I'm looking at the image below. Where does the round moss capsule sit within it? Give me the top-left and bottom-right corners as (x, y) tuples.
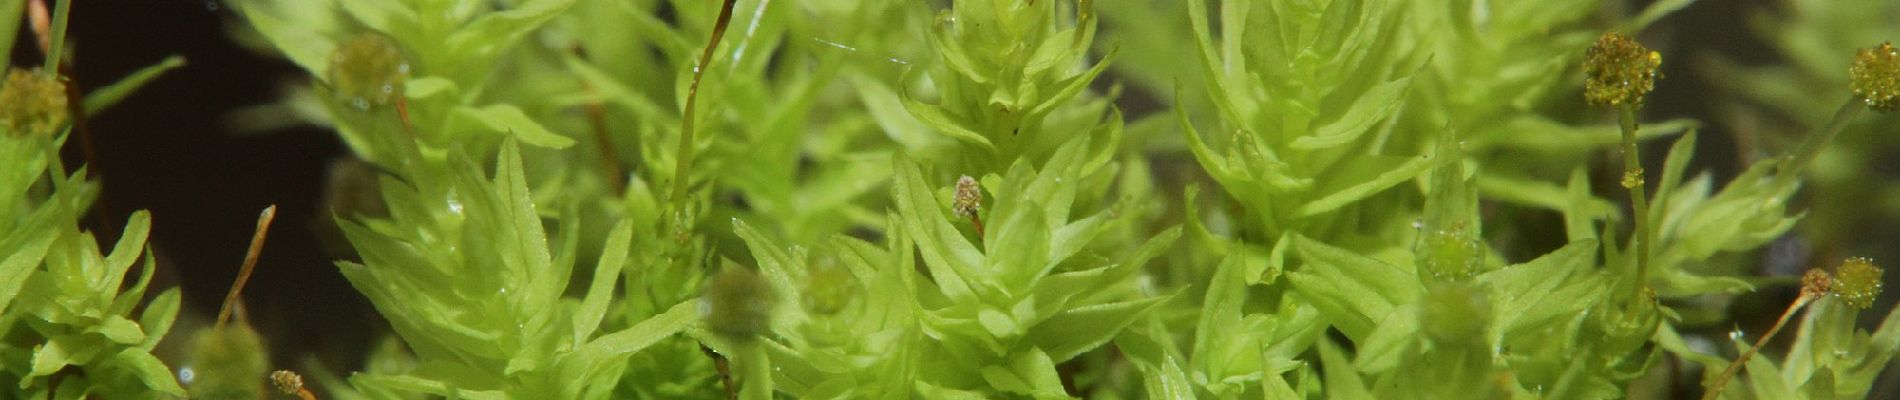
(1850, 41), (1900, 113)
(702, 268), (776, 340)
(0, 68), (68, 137)
(1583, 33), (1662, 108)
(328, 33), (410, 111)
(1834, 257), (1883, 310)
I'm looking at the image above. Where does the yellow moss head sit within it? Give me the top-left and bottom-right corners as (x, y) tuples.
(1834, 257), (1883, 310)
(1583, 33), (1662, 108)
(1851, 41), (1900, 113)
(1, 68), (69, 137)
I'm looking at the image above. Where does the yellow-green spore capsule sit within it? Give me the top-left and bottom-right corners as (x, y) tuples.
(1583, 33), (1661, 108)
(0, 68), (68, 137)
(1851, 42), (1900, 113)
(181, 324), (269, 400)
(328, 33), (409, 111)
(1835, 257), (1884, 310)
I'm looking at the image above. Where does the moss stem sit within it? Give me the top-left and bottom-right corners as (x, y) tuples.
(1700, 292), (1817, 400)
(43, 0), (70, 72)
(1617, 103), (1653, 297)
(1775, 98), (1867, 188)
(670, 0), (739, 207)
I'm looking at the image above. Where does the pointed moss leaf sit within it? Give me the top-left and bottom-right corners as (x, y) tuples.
(1027, 46), (1118, 118)
(1293, 235), (1418, 311)
(92, 315), (146, 345)
(1195, 245), (1249, 367)
(404, 76), (455, 99)
(84, 55), (186, 115)
(900, 96), (993, 150)
(1622, 0), (1698, 30)
(1478, 240), (1597, 334)
(1563, 168), (1603, 242)
(1654, 131), (1698, 208)
(1296, 154), (1436, 217)
(1115, 320), (1195, 399)
(892, 154), (985, 302)
(138, 288), (181, 350)
(335, 0), (416, 34)
(104, 211), (152, 283)
(1318, 339), (1376, 400)
(110, 348), (185, 395)
(574, 220), (633, 343)
(1288, 235), (1419, 339)
(27, 335), (78, 383)
(1294, 76), (1411, 150)
(1352, 304), (1419, 372)
(0, 225), (56, 313)
(575, 300), (695, 367)
(495, 141), (560, 307)
(1034, 227), (1180, 308)
(988, 203), (1051, 291)
(113, 251), (160, 317)
(851, 74), (934, 149)
(1029, 294), (1172, 363)
(230, 1), (340, 77)
(1478, 173), (1618, 216)
(443, 0), (577, 64)
(977, 308), (1018, 338)
(458, 105), (576, 149)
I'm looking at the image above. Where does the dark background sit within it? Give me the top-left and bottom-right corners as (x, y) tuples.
(53, 0), (370, 368)
(8, 0), (1893, 393)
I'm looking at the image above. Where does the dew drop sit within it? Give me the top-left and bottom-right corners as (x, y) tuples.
(178, 366), (196, 384)
(351, 97), (371, 111)
(447, 199), (464, 214)
(1729, 329), (1745, 341)
(382, 84), (395, 95)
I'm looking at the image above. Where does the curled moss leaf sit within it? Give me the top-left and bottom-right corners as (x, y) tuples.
(1834, 257), (1883, 310)
(1, 68), (69, 137)
(1850, 41), (1900, 112)
(702, 268), (776, 341)
(1583, 33), (1662, 108)
(327, 33), (409, 111)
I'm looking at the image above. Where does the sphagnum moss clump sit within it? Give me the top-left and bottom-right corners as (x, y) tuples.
(18, 0), (1900, 399)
